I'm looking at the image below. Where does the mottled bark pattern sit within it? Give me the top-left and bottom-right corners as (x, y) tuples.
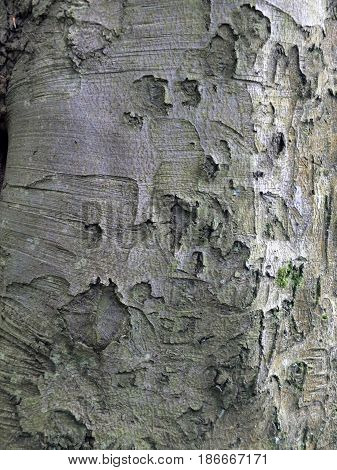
(0, 0), (337, 450)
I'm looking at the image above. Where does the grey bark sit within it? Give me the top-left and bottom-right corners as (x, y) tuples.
(0, 0), (337, 450)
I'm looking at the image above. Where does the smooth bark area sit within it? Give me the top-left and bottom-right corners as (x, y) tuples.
(1, 0), (337, 450)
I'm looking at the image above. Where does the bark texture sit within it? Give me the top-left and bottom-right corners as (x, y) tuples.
(1, 0), (337, 450)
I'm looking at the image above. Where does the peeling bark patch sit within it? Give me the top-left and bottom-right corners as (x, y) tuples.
(204, 155), (219, 179)
(212, 241), (259, 310)
(133, 75), (171, 116)
(273, 45), (307, 96)
(260, 192), (289, 241)
(271, 132), (285, 157)
(59, 282), (130, 351)
(217, 139), (231, 161)
(123, 112), (143, 129)
(162, 278), (221, 310)
(193, 251), (204, 275)
(232, 5), (270, 71)
(129, 282), (152, 304)
(41, 410), (91, 450)
(269, 43), (286, 83)
(83, 223), (103, 247)
(65, 0), (126, 70)
(253, 171), (264, 180)
(329, 0), (337, 18)
(170, 197), (197, 251)
(287, 46), (307, 95)
(67, 23), (111, 68)
(0, 117), (8, 191)
(234, 5), (271, 50)
(287, 362), (307, 391)
(206, 24), (237, 77)
(178, 79), (201, 107)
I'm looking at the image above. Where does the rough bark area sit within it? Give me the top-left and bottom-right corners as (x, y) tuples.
(1, 0), (337, 450)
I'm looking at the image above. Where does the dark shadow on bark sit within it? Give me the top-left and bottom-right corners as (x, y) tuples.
(0, 117), (8, 191)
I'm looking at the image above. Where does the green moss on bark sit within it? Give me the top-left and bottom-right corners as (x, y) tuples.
(276, 262), (303, 289)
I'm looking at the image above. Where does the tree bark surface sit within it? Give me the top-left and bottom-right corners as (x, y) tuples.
(1, 0), (337, 450)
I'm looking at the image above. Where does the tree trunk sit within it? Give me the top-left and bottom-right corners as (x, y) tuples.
(1, 0), (337, 450)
